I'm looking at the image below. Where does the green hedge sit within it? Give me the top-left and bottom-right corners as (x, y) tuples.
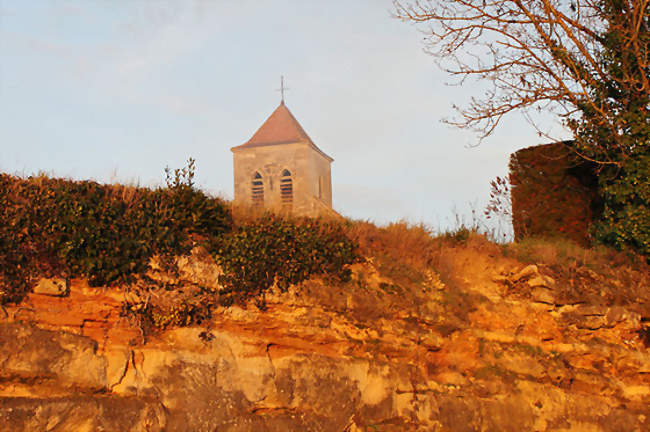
(215, 216), (359, 305)
(592, 150), (650, 257)
(0, 173), (360, 312)
(0, 174), (231, 303)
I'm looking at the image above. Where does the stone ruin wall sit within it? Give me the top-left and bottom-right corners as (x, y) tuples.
(509, 142), (601, 246)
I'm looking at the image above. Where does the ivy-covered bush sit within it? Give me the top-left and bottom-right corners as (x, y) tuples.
(567, 2), (649, 259)
(215, 216), (359, 305)
(0, 162), (361, 316)
(0, 173), (232, 304)
(592, 150), (650, 257)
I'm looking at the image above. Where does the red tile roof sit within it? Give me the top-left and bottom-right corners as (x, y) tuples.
(231, 102), (333, 162)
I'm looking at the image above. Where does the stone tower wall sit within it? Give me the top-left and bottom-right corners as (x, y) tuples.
(509, 142), (600, 245)
(308, 148), (333, 208)
(232, 141), (331, 216)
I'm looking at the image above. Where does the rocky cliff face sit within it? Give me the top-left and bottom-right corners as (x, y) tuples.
(1, 240), (649, 431)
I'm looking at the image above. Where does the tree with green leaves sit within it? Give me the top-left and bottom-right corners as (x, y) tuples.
(395, 0), (649, 255)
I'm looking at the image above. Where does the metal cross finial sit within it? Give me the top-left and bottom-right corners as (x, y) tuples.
(276, 76), (289, 104)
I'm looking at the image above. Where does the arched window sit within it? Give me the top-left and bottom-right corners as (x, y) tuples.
(280, 169), (293, 208)
(251, 171), (264, 206)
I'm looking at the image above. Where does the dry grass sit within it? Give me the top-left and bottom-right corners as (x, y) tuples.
(504, 236), (648, 271)
(345, 221), (439, 277)
(344, 219), (649, 313)
(502, 236), (650, 311)
(344, 220), (502, 292)
(106, 183), (145, 208)
(230, 202), (285, 227)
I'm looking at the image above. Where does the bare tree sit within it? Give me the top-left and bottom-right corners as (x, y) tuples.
(394, 0), (649, 166)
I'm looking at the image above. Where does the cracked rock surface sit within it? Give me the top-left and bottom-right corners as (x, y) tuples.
(1, 241), (649, 431)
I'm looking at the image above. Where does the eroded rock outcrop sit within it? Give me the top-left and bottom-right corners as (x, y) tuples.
(1, 242), (649, 431)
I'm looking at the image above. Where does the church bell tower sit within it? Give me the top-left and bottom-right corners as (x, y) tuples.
(231, 80), (334, 217)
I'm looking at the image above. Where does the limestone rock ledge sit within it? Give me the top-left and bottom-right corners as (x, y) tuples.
(0, 396), (166, 432)
(1, 247), (649, 431)
(0, 315), (648, 432)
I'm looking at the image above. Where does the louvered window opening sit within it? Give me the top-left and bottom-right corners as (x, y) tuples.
(280, 170), (293, 207)
(252, 172), (264, 206)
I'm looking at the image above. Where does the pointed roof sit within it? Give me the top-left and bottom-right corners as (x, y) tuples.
(231, 102), (333, 162)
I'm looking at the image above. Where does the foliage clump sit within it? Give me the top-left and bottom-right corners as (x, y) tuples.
(570, 1), (650, 257)
(0, 170), (231, 304)
(215, 216), (358, 305)
(0, 164), (360, 315)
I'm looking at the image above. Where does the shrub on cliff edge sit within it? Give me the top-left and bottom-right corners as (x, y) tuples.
(215, 215), (359, 305)
(0, 172), (231, 304)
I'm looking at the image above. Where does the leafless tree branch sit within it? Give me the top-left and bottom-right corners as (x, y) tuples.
(394, 0), (649, 164)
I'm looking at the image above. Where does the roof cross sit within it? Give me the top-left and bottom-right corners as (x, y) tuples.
(276, 76), (289, 104)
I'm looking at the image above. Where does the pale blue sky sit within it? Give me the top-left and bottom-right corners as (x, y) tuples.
(0, 0), (568, 231)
